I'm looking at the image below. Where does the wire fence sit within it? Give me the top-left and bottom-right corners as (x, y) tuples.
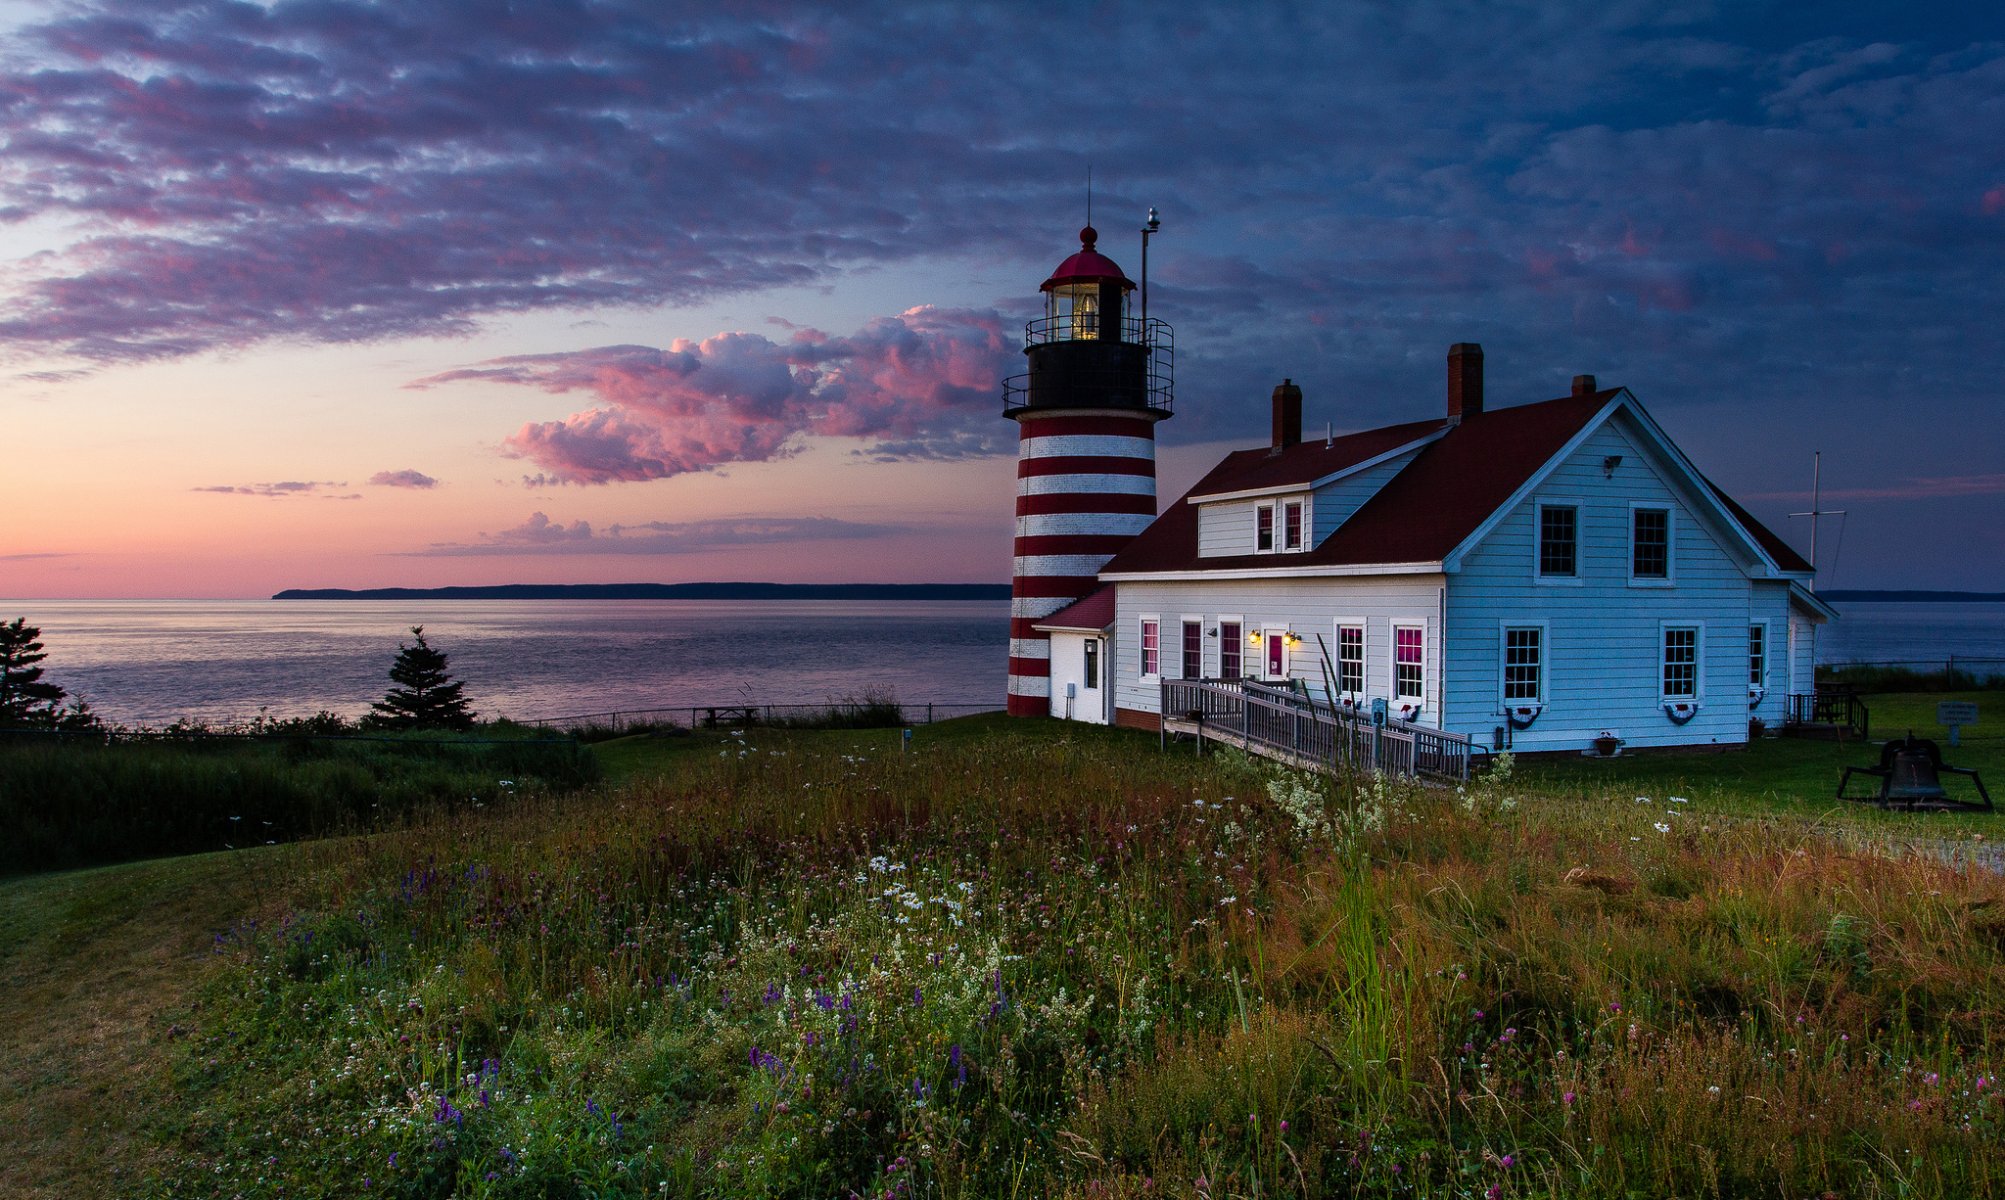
(518, 700), (1005, 734)
(1821, 657), (2005, 684)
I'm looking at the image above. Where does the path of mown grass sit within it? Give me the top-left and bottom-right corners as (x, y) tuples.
(7, 716), (2005, 1198)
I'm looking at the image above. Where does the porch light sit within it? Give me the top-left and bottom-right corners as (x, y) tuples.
(1246, 629), (1263, 647)
(1284, 632), (1303, 648)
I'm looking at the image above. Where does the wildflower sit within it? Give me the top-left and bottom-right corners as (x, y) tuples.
(1654, 822), (1671, 833)
(1499, 1154), (1514, 1168)
(1669, 795), (1689, 804)
(1563, 1091), (1576, 1105)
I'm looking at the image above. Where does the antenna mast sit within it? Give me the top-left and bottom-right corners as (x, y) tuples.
(1787, 451), (1847, 591)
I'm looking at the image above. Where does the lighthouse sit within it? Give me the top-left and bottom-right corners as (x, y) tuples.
(1003, 225), (1173, 716)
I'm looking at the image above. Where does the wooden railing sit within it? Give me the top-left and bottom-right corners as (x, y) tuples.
(1161, 679), (1472, 783)
(1785, 688), (1870, 740)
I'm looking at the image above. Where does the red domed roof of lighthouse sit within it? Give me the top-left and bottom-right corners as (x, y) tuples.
(1040, 226), (1135, 293)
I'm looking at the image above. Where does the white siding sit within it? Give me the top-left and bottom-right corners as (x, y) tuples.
(1047, 631), (1110, 724)
(1445, 414), (1770, 752)
(1113, 575), (1449, 722)
(1192, 448), (1423, 557)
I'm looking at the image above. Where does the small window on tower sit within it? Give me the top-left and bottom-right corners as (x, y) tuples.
(1068, 291), (1099, 340)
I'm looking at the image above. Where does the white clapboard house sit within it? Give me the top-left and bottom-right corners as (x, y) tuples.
(1029, 344), (1832, 753)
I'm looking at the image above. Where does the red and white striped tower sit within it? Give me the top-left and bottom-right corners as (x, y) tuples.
(1002, 226), (1173, 715)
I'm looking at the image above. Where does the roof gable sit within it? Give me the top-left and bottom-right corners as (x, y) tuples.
(1102, 390), (1614, 576)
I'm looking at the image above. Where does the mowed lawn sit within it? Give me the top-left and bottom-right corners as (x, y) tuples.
(1, 703), (1999, 1198)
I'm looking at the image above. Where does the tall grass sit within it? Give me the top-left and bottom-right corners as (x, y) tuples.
(0, 726), (595, 873)
(150, 727), (2004, 1198)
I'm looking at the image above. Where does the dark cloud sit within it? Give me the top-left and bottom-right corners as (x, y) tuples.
(0, 551), (73, 561)
(412, 512), (897, 556)
(411, 306), (1012, 482)
(192, 480), (357, 498)
(368, 469), (439, 489)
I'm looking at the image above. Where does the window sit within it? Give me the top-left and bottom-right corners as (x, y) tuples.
(1283, 500), (1305, 551)
(1265, 629), (1287, 679)
(1140, 618), (1160, 678)
(1255, 504), (1275, 552)
(1748, 624), (1765, 687)
(1336, 623), (1365, 694)
(1394, 624), (1425, 702)
(1662, 626), (1699, 700)
(1182, 620), (1203, 681)
(1538, 504), (1578, 577)
(1632, 507), (1670, 580)
(1219, 620), (1242, 679)
(1503, 626), (1543, 702)
(1084, 639), (1099, 690)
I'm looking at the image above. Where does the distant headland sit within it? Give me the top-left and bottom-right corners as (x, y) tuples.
(272, 582), (1013, 601)
(1820, 589), (2005, 604)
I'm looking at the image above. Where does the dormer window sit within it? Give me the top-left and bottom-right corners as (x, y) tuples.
(1254, 496), (1311, 554)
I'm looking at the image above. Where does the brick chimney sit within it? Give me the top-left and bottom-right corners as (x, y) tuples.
(1571, 374), (1598, 397)
(1271, 378), (1302, 451)
(1447, 343), (1483, 425)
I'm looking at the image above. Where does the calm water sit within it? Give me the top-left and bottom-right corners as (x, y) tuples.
(12, 600), (1010, 726)
(1817, 601), (2005, 673)
(6, 597), (1999, 727)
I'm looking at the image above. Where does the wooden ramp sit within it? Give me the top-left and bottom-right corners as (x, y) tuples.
(1159, 680), (1473, 783)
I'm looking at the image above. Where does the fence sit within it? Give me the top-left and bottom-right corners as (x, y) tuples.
(1821, 657), (2005, 684)
(520, 700), (1004, 733)
(1161, 679), (1473, 783)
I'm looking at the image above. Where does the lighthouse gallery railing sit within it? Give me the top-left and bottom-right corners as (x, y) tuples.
(1160, 678), (1473, 783)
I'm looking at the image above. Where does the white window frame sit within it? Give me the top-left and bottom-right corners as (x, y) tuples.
(1660, 622), (1703, 702)
(1254, 502), (1276, 553)
(1534, 498), (1584, 585)
(1083, 637), (1101, 691)
(1391, 620), (1427, 705)
(1748, 620), (1768, 688)
(1139, 614), (1161, 682)
(1498, 621), (1548, 707)
(1261, 624), (1290, 681)
(1217, 613), (1245, 680)
(1333, 619), (1366, 700)
(1282, 497), (1307, 552)
(1628, 502), (1675, 586)
(1180, 615), (1204, 681)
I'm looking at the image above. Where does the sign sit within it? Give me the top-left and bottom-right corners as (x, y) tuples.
(1371, 697), (1389, 727)
(1938, 701), (1977, 747)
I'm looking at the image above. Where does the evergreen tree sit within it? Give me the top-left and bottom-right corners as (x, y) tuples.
(364, 626), (476, 730)
(0, 617), (70, 726)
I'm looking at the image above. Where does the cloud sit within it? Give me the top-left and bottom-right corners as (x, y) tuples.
(412, 305), (1012, 483)
(1745, 474), (2005, 503)
(368, 469), (439, 489)
(412, 513), (897, 556)
(192, 480), (358, 499)
(0, 551), (73, 561)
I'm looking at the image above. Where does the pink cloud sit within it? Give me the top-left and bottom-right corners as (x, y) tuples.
(411, 306), (1013, 484)
(1744, 474), (2005, 503)
(192, 480), (357, 499)
(1984, 185), (2005, 216)
(368, 469), (439, 489)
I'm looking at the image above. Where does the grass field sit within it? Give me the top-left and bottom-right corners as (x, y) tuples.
(3, 708), (2001, 1198)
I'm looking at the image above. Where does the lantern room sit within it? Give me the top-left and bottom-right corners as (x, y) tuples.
(1041, 226), (1133, 341)
(1002, 224), (1174, 418)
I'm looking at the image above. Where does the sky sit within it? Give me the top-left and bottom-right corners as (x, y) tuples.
(1, 0), (2001, 598)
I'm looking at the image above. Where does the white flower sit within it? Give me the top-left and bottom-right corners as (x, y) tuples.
(1654, 822), (1671, 833)
(1669, 796), (1690, 805)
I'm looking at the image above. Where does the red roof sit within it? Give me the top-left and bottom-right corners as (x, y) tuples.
(1102, 388), (1812, 577)
(1707, 480), (1813, 574)
(1041, 226), (1134, 292)
(1033, 585), (1117, 632)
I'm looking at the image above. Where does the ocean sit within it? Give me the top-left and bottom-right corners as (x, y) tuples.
(6, 597), (2001, 728)
(10, 599), (1010, 727)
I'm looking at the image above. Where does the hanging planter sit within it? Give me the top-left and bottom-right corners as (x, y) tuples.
(1592, 734), (1623, 757)
(1663, 700), (1700, 724)
(1396, 702), (1423, 723)
(1747, 684), (1767, 709)
(1506, 702), (1544, 729)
